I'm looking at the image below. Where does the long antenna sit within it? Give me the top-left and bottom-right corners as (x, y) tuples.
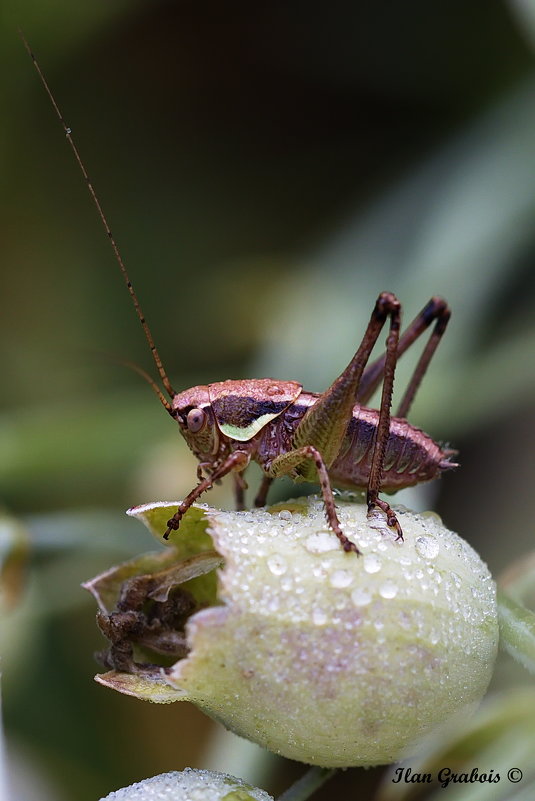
(20, 31), (177, 402)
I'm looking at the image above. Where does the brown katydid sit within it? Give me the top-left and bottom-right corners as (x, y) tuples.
(24, 36), (457, 556)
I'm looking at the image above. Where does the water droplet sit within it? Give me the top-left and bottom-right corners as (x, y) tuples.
(329, 569), (353, 588)
(415, 536), (439, 559)
(312, 608), (327, 625)
(278, 509), (292, 521)
(377, 541), (388, 552)
(421, 510), (443, 524)
(351, 587), (372, 606)
(267, 554), (287, 575)
(363, 553), (382, 574)
(379, 580), (398, 599)
(305, 531), (340, 553)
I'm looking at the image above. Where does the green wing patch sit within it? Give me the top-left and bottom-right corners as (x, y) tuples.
(209, 379), (302, 441)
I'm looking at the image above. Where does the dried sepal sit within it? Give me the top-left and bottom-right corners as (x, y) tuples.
(82, 547), (222, 615)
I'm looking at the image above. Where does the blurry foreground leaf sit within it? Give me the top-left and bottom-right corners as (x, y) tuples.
(498, 591), (535, 674)
(499, 551), (535, 608)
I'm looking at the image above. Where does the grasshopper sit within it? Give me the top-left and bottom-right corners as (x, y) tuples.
(24, 37), (457, 556)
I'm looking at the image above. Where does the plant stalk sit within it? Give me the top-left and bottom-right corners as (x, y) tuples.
(277, 767), (338, 801)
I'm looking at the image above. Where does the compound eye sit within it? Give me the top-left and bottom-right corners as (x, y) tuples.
(186, 407), (207, 433)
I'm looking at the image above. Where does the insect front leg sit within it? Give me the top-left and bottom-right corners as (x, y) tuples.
(164, 451), (249, 539)
(267, 446), (360, 554)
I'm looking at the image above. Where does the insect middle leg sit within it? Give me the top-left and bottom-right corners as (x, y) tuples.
(254, 476), (273, 508)
(233, 472), (248, 511)
(267, 445), (360, 554)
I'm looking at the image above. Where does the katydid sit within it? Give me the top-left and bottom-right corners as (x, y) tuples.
(24, 37), (457, 556)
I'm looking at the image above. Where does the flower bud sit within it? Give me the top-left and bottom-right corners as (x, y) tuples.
(99, 768), (273, 800)
(86, 497), (498, 767)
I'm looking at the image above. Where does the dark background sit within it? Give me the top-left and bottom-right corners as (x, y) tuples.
(2, 2), (535, 799)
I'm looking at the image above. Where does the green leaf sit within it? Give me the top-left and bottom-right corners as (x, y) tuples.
(498, 592), (535, 675)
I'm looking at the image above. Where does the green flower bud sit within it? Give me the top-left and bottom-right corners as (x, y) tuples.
(86, 497), (498, 767)
(99, 768), (273, 801)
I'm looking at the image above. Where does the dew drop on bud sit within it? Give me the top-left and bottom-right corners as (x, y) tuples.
(305, 531), (340, 554)
(329, 569), (353, 588)
(267, 554), (287, 576)
(351, 587), (372, 606)
(415, 536), (440, 559)
(312, 608), (327, 626)
(379, 580), (398, 599)
(363, 553), (382, 574)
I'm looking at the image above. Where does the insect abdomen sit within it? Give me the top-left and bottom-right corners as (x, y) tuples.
(329, 405), (455, 492)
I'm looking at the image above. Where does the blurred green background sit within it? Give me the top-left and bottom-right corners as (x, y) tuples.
(2, 2), (535, 799)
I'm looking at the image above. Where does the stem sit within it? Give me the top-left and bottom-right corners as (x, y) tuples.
(277, 767), (338, 801)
